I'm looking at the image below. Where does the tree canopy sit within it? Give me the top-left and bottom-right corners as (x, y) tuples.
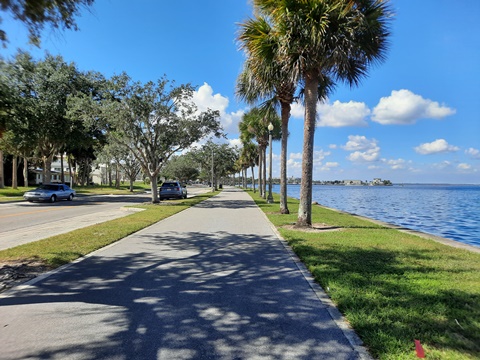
(0, 0), (95, 46)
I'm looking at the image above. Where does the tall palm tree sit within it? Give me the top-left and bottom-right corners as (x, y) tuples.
(238, 107), (281, 198)
(240, 141), (259, 192)
(237, 16), (296, 214)
(254, 0), (392, 227)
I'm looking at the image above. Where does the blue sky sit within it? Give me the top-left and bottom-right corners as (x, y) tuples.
(1, 0), (479, 184)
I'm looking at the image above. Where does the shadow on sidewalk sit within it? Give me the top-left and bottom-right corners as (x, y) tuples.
(0, 230), (354, 359)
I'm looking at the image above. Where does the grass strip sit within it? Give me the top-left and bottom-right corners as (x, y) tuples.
(0, 191), (219, 268)
(248, 190), (480, 360)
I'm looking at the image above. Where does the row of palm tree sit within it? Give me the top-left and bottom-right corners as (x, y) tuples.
(236, 0), (392, 227)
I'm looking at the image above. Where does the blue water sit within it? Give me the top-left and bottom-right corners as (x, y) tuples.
(272, 184), (480, 248)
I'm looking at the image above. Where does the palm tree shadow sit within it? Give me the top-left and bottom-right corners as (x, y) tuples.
(0, 231), (357, 359)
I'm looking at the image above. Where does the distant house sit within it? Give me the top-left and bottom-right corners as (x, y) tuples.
(32, 156), (74, 185)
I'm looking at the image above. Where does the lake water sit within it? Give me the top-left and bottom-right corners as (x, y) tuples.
(271, 184), (480, 248)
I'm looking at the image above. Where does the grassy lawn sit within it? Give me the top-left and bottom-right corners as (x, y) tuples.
(249, 190), (480, 360)
(0, 191), (219, 268)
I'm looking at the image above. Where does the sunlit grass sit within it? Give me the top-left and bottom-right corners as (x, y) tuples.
(249, 190), (480, 360)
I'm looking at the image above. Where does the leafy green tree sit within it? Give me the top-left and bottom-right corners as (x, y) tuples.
(99, 73), (221, 203)
(189, 142), (238, 191)
(3, 52), (88, 185)
(0, 0), (95, 47)
(253, 0), (392, 226)
(161, 154), (199, 184)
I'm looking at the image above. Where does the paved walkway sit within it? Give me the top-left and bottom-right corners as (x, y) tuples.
(0, 188), (369, 360)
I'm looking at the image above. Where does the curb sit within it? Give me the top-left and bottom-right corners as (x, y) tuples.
(255, 206), (373, 360)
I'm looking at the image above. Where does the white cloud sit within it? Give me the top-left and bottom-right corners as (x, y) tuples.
(290, 102), (304, 118)
(458, 163), (472, 170)
(466, 147), (480, 159)
(342, 135), (380, 162)
(342, 135), (378, 151)
(228, 138), (242, 148)
(381, 158), (408, 170)
(192, 83), (244, 134)
(317, 100), (370, 127)
(291, 99), (369, 127)
(414, 139), (459, 155)
(372, 89), (456, 125)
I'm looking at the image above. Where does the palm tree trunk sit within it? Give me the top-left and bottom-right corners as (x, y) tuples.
(251, 165), (256, 193)
(263, 146), (267, 198)
(258, 150), (263, 197)
(280, 101), (290, 214)
(297, 74), (318, 227)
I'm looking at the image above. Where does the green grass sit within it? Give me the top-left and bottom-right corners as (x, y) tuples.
(0, 191), (219, 268)
(249, 190), (480, 360)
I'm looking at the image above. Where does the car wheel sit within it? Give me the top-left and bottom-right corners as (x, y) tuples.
(50, 195), (57, 203)
(68, 194), (74, 201)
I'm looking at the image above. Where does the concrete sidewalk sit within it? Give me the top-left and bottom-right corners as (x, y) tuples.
(0, 188), (369, 360)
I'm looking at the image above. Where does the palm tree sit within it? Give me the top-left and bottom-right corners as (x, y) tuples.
(254, 0), (392, 227)
(237, 15), (296, 214)
(240, 141), (259, 192)
(238, 107), (281, 198)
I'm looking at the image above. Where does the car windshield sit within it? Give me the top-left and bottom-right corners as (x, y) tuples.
(39, 184), (60, 191)
(161, 182), (178, 188)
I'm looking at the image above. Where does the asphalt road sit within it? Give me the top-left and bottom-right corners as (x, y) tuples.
(0, 186), (211, 251)
(0, 188), (368, 360)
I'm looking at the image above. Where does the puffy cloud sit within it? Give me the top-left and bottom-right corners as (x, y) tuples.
(192, 83), (244, 134)
(342, 135), (380, 162)
(342, 135), (378, 151)
(317, 100), (370, 127)
(414, 139), (459, 155)
(372, 89), (456, 125)
(291, 99), (370, 127)
(290, 102), (304, 119)
(466, 147), (480, 159)
(324, 162), (339, 168)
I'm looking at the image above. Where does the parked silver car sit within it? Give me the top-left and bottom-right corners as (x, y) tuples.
(24, 184), (76, 203)
(159, 181), (187, 200)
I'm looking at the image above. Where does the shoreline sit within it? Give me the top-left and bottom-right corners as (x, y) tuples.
(315, 202), (480, 254)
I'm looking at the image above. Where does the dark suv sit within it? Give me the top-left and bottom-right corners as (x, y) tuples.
(159, 181), (187, 200)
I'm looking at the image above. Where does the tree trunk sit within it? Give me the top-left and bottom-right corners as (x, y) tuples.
(262, 146), (267, 199)
(280, 101), (290, 214)
(115, 163), (120, 189)
(44, 154), (53, 184)
(0, 150), (4, 188)
(297, 74), (318, 227)
(129, 178), (134, 192)
(251, 165), (256, 193)
(150, 173), (159, 203)
(23, 157), (28, 186)
(60, 154), (65, 184)
(108, 164), (113, 187)
(68, 157), (74, 187)
(258, 150), (263, 197)
(12, 156), (18, 189)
